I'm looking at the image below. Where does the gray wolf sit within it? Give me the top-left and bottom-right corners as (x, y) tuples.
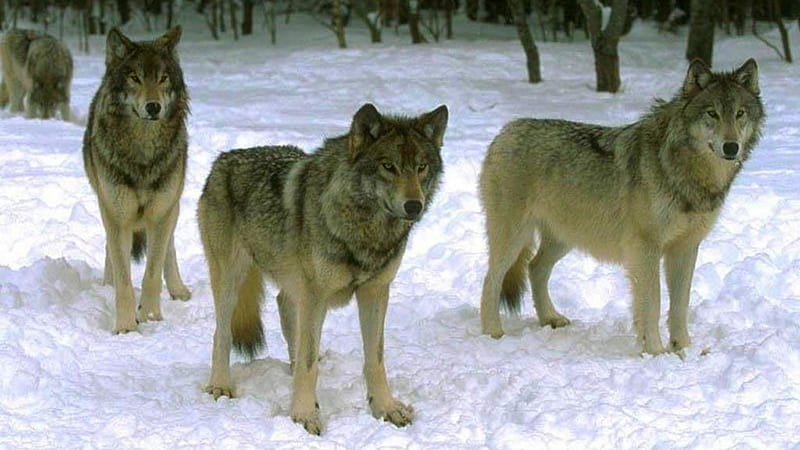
(479, 59), (764, 356)
(0, 29), (73, 120)
(82, 26), (191, 334)
(198, 103), (448, 435)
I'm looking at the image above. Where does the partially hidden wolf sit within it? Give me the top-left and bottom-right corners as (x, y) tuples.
(480, 59), (764, 355)
(198, 103), (448, 435)
(83, 26), (191, 334)
(0, 29), (73, 120)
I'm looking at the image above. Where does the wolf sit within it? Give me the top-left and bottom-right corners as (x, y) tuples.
(0, 29), (73, 120)
(82, 26), (191, 334)
(479, 59), (764, 355)
(198, 103), (448, 435)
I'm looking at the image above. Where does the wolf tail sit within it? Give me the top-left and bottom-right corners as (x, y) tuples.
(131, 231), (147, 262)
(499, 247), (531, 314)
(232, 265), (265, 359)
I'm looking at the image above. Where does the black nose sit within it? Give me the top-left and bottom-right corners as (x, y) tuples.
(722, 142), (739, 159)
(145, 102), (161, 117)
(403, 200), (423, 218)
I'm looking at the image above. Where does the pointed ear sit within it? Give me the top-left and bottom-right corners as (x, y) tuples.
(683, 59), (713, 96)
(106, 28), (134, 64)
(419, 105), (448, 147)
(349, 103), (383, 156)
(155, 25), (182, 52)
(734, 58), (759, 95)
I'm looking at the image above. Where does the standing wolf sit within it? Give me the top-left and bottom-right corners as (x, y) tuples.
(480, 59), (764, 355)
(0, 29), (73, 120)
(83, 26), (191, 334)
(199, 103), (448, 435)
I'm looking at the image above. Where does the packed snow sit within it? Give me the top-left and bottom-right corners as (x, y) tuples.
(1, 12), (799, 449)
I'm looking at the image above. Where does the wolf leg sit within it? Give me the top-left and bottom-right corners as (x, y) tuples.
(480, 226), (528, 338)
(59, 101), (70, 122)
(290, 288), (327, 435)
(164, 232), (191, 301)
(102, 217), (137, 334)
(103, 245), (114, 285)
(277, 291), (297, 370)
(665, 241), (699, 353)
(626, 241), (666, 355)
(356, 282), (414, 427)
(205, 246), (252, 399)
(529, 229), (571, 328)
(138, 206), (179, 322)
(7, 78), (24, 113)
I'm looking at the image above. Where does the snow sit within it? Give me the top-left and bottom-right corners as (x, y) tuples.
(2, 13), (800, 449)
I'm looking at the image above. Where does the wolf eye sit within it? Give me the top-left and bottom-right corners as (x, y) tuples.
(706, 110), (719, 119)
(129, 74), (141, 84)
(417, 164), (428, 173)
(736, 110), (745, 118)
(382, 163), (398, 174)
(159, 74), (168, 83)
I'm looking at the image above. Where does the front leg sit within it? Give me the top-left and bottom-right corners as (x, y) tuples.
(290, 290), (328, 435)
(664, 241), (699, 353)
(139, 206), (179, 322)
(356, 283), (414, 427)
(104, 220), (137, 334)
(625, 240), (665, 355)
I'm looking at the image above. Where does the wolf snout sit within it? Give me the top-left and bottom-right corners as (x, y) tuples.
(145, 102), (162, 119)
(403, 200), (423, 219)
(722, 142), (740, 160)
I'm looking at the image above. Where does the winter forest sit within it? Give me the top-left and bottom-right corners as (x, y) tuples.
(1, 0), (800, 448)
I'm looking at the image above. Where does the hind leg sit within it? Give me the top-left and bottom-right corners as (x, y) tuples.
(7, 78), (25, 113)
(480, 223), (528, 338)
(277, 290), (297, 369)
(205, 242), (253, 399)
(529, 229), (571, 328)
(164, 233), (191, 301)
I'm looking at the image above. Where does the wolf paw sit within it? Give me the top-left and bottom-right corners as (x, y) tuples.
(113, 322), (138, 335)
(540, 313), (571, 329)
(169, 285), (192, 301)
(669, 335), (691, 353)
(137, 305), (163, 322)
(205, 385), (234, 399)
(292, 411), (323, 436)
(372, 399), (415, 428)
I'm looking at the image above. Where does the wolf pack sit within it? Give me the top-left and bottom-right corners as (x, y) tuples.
(1, 26), (766, 435)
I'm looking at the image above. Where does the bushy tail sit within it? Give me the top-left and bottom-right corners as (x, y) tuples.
(131, 231), (146, 263)
(499, 247), (531, 314)
(232, 266), (265, 359)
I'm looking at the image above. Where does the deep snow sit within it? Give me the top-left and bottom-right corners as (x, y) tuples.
(1, 12), (800, 449)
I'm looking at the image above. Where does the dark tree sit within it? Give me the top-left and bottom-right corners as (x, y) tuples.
(509, 0), (541, 82)
(578, 0), (629, 93)
(686, 0), (715, 65)
(241, 0), (254, 35)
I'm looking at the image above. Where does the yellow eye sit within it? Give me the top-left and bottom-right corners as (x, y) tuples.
(382, 163), (398, 174)
(418, 164), (428, 173)
(130, 74), (141, 83)
(159, 74), (168, 83)
(706, 110), (719, 119)
(736, 110), (745, 118)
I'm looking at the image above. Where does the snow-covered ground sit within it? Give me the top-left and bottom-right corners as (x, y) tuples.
(2, 13), (799, 449)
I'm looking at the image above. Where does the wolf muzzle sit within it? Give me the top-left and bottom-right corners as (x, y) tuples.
(722, 142), (740, 160)
(145, 102), (162, 120)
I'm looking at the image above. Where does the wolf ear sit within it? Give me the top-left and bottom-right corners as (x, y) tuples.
(350, 103), (383, 156)
(683, 59), (713, 96)
(106, 28), (134, 63)
(419, 105), (448, 147)
(155, 25), (182, 53)
(733, 58), (759, 95)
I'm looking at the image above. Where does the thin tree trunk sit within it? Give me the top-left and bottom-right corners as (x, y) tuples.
(510, 0), (541, 83)
(230, 0), (239, 40)
(333, 0), (347, 48)
(242, 0), (254, 34)
(773, 0), (792, 62)
(408, 0), (427, 43)
(167, 0), (174, 28)
(686, 0), (715, 65)
(445, 0), (453, 39)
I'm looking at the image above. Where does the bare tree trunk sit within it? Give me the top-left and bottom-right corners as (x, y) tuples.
(352, 0), (382, 43)
(167, 0), (174, 28)
(333, 0), (347, 48)
(408, 0), (427, 43)
(579, 0), (628, 93)
(773, 0), (792, 62)
(207, 0), (220, 39)
(219, 0), (227, 33)
(269, 0), (277, 43)
(230, 0), (239, 40)
(285, 0), (293, 23)
(445, 0), (453, 39)
(686, 0), (715, 65)
(0, 0), (5, 31)
(510, 0), (541, 83)
(655, 0), (672, 22)
(242, 0), (254, 34)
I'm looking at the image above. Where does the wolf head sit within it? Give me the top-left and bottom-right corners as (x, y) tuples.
(348, 103), (448, 221)
(103, 26), (186, 121)
(681, 58), (765, 163)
